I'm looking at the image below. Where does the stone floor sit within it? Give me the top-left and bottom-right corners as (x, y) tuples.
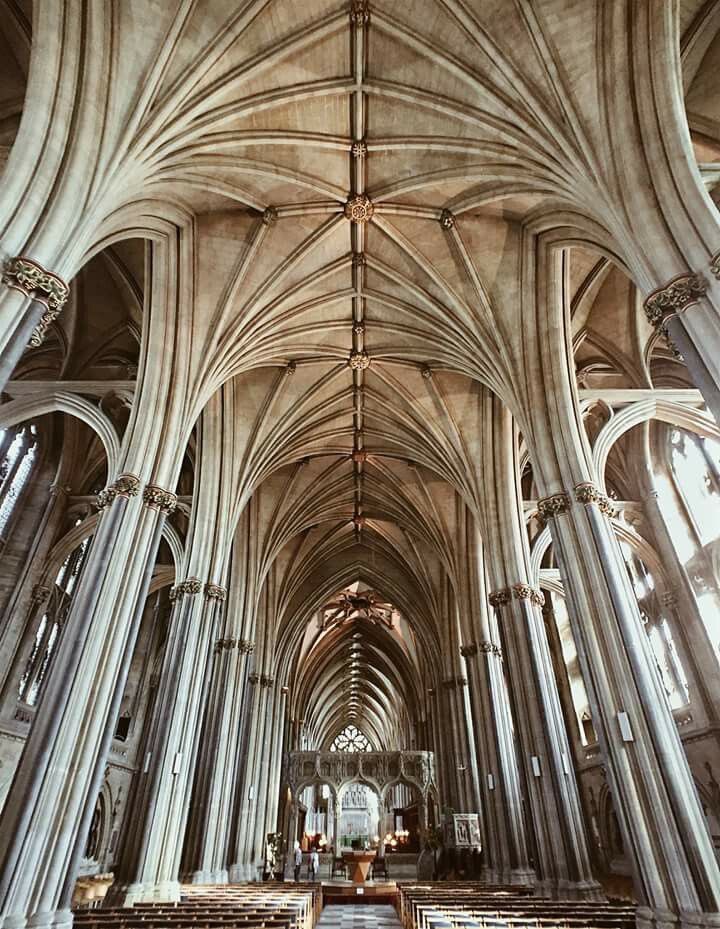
(317, 904), (403, 929)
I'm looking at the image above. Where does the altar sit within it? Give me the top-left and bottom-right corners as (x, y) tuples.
(342, 850), (376, 883)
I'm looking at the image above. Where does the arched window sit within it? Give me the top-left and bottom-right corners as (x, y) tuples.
(654, 427), (720, 660)
(0, 424), (38, 543)
(330, 725), (371, 752)
(18, 533), (91, 706)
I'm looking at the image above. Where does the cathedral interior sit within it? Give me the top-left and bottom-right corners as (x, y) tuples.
(2, 2), (720, 929)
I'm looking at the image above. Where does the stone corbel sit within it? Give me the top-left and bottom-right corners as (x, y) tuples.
(537, 492), (571, 522)
(2, 256), (70, 347)
(574, 481), (617, 518)
(488, 588), (512, 609)
(169, 577), (203, 601)
(204, 583), (227, 601)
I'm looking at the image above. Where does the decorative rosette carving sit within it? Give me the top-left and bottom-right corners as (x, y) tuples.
(350, 0), (370, 25)
(344, 194), (374, 224)
(439, 209), (455, 229)
(262, 206), (277, 225)
(352, 252), (367, 267)
(349, 350), (370, 370)
(643, 273), (707, 330)
(142, 484), (177, 514)
(488, 588), (511, 608)
(353, 322), (365, 335)
(351, 140), (368, 158)
(537, 492), (570, 521)
(205, 584), (227, 601)
(96, 474), (141, 510)
(3, 257), (70, 347)
(421, 365), (432, 379)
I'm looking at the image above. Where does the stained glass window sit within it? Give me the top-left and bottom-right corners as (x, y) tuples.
(330, 724), (371, 752)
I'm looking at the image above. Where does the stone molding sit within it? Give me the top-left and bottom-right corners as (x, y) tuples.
(537, 492), (571, 521)
(204, 583), (227, 601)
(2, 256), (70, 347)
(142, 484), (178, 514)
(488, 588), (511, 608)
(96, 474), (141, 510)
(344, 194), (374, 223)
(442, 675), (467, 690)
(643, 272), (707, 332)
(574, 481), (617, 518)
(349, 0), (370, 25)
(439, 209), (455, 229)
(169, 578), (203, 601)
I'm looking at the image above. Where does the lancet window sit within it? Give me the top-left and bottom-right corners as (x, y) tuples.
(18, 534), (91, 706)
(0, 424), (38, 544)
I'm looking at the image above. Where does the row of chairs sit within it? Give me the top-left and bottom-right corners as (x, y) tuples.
(397, 882), (636, 929)
(330, 857), (389, 880)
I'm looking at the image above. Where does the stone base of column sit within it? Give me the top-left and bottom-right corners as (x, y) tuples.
(228, 863), (250, 883)
(637, 908), (720, 929)
(1, 908), (74, 929)
(508, 867), (536, 887)
(189, 869), (228, 885)
(534, 878), (605, 901)
(117, 880), (181, 906)
(480, 866), (500, 883)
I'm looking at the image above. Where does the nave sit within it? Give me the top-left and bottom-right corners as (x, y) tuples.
(2, 2), (720, 929)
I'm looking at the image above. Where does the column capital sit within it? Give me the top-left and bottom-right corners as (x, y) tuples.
(170, 577), (203, 601)
(460, 642), (477, 657)
(260, 674), (275, 688)
(349, 0), (370, 26)
(537, 492), (571, 521)
(248, 673), (260, 686)
(512, 583), (545, 607)
(142, 484), (177, 514)
(643, 272), (707, 331)
(441, 675), (467, 690)
(238, 639), (255, 654)
(96, 474), (141, 510)
(204, 583), (227, 601)
(711, 251), (720, 280)
(574, 481), (617, 518)
(214, 637), (236, 653)
(2, 256), (70, 347)
(31, 584), (51, 603)
(488, 587), (512, 608)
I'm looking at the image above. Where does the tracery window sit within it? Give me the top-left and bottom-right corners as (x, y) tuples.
(18, 533), (91, 706)
(0, 424), (38, 542)
(330, 725), (371, 752)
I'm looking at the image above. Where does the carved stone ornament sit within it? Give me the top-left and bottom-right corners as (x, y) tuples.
(711, 252), (720, 280)
(249, 673), (260, 686)
(353, 322), (365, 335)
(281, 685), (289, 695)
(351, 140), (368, 158)
(96, 474), (141, 510)
(205, 583), (227, 601)
(574, 482), (616, 519)
(352, 252), (367, 268)
(478, 641), (494, 654)
(350, 0), (370, 25)
(349, 350), (370, 370)
(530, 588), (545, 608)
(262, 206), (278, 225)
(537, 492), (570, 521)
(439, 209), (455, 230)
(352, 449), (367, 462)
(142, 484), (177, 514)
(512, 583), (534, 601)
(442, 676), (467, 690)
(488, 588), (512, 608)
(31, 584), (51, 603)
(239, 639), (255, 654)
(661, 590), (679, 609)
(460, 643), (478, 657)
(344, 194), (374, 224)
(170, 577), (203, 601)
(214, 637), (237, 653)
(353, 514), (366, 528)
(643, 272), (707, 329)
(260, 674), (275, 688)
(3, 257), (70, 347)
(421, 365), (432, 379)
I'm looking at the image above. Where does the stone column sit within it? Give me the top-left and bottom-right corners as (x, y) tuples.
(541, 484), (720, 927)
(112, 580), (225, 904)
(489, 584), (602, 900)
(0, 478), (176, 929)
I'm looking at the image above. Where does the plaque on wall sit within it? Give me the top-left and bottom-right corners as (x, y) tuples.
(445, 813), (482, 848)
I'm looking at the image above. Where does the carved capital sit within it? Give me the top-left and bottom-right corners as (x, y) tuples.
(711, 252), (720, 280)
(170, 577), (203, 601)
(260, 674), (275, 688)
(512, 583), (534, 601)
(643, 273), (707, 330)
(31, 584), (51, 603)
(239, 639), (255, 654)
(537, 492), (570, 521)
(530, 587), (545, 608)
(205, 583), (227, 601)
(488, 588), (512, 609)
(439, 209), (455, 230)
(3, 257), (69, 347)
(574, 482), (616, 519)
(460, 643), (478, 658)
(96, 474), (141, 510)
(281, 685), (289, 695)
(249, 673), (260, 686)
(344, 195), (374, 224)
(142, 484), (177, 514)
(214, 637), (237, 653)
(442, 676), (466, 690)
(350, 0), (370, 25)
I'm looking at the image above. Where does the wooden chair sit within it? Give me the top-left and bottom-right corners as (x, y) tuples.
(372, 857), (389, 880)
(331, 857), (347, 879)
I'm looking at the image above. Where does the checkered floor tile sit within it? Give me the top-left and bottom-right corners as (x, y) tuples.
(317, 904), (402, 929)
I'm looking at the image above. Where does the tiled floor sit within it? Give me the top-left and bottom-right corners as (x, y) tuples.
(317, 904), (403, 929)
